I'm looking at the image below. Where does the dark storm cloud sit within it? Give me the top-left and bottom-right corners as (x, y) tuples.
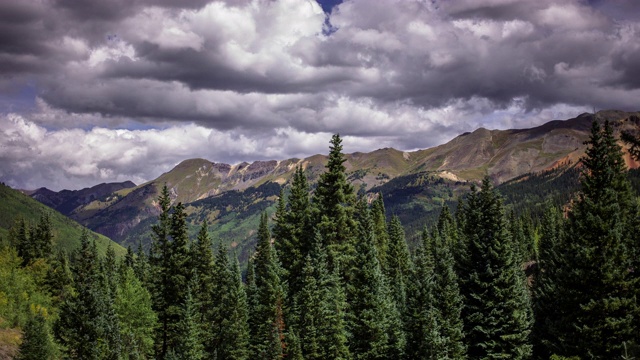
(1, 0), (640, 190)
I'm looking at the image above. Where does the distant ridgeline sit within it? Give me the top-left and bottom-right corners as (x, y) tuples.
(4, 121), (640, 359)
(25, 110), (640, 261)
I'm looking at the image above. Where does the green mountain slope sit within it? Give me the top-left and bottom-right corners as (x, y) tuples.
(27, 110), (640, 254)
(0, 184), (126, 256)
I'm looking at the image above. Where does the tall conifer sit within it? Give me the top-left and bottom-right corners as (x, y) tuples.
(552, 120), (640, 358)
(459, 178), (532, 359)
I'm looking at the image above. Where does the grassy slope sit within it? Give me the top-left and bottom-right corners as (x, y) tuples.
(0, 184), (125, 257)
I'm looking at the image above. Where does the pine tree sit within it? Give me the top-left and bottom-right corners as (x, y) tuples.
(208, 243), (230, 357)
(371, 193), (389, 268)
(348, 199), (404, 359)
(459, 178), (532, 359)
(250, 212), (286, 359)
(531, 205), (565, 359)
(218, 253), (251, 360)
(275, 166), (312, 303)
(31, 213), (53, 260)
(171, 282), (204, 360)
(166, 202), (193, 354)
(115, 268), (157, 360)
(405, 230), (443, 359)
(296, 232), (350, 360)
(385, 215), (411, 318)
(149, 184), (172, 359)
(552, 120), (640, 358)
(190, 220), (214, 352)
(16, 311), (55, 360)
(313, 134), (357, 272)
(431, 227), (466, 359)
(55, 231), (112, 360)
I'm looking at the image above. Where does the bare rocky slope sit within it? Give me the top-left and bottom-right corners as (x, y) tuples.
(28, 111), (640, 247)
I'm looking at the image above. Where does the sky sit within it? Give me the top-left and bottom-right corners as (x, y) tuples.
(1, 0), (640, 191)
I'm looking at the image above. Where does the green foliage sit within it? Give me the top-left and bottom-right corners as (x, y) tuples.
(0, 183), (124, 257)
(55, 230), (121, 360)
(115, 268), (157, 360)
(16, 312), (55, 360)
(295, 233), (350, 360)
(458, 178), (533, 359)
(347, 199), (405, 359)
(405, 231), (443, 359)
(170, 283), (204, 360)
(274, 166), (313, 304)
(385, 215), (411, 317)
(432, 216), (466, 359)
(313, 134), (357, 271)
(0, 247), (52, 330)
(249, 212), (286, 359)
(550, 121), (640, 358)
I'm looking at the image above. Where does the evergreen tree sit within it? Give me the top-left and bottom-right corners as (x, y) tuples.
(432, 227), (466, 359)
(217, 253), (251, 360)
(531, 205), (565, 359)
(405, 230), (443, 359)
(16, 311), (55, 360)
(44, 250), (73, 307)
(313, 134), (357, 272)
(459, 178), (532, 359)
(149, 184), (172, 359)
(171, 282), (204, 360)
(55, 231), (112, 360)
(116, 268), (157, 360)
(275, 166), (312, 303)
(552, 121), (640, 358)
(166, 202), (193, 354)
(296, 232), (350, 360)
(348, 199), (404, 359)
(124, 245), (135, 269)
(208, 243), (230, 357)
(385, 215), (411, 318)
(250, 212), (286, 359)
(371, 194), (389, 268)
(31, 213), (53, 260)
(15, 218), (34, 266)
(190, 220), (214, 349)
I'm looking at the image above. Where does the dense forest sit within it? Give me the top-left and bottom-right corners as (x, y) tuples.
(1, 120), (639, 359)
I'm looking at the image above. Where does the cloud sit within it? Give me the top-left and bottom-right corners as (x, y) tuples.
(0, 0), (639, 189)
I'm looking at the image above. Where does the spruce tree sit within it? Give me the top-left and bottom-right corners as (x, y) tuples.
(313, 134), (357, 272)
(348, 199), (404, 359)
(17, 311), (55, 360)
(171, 282), (204, 360)
(149, 184), (172, 359)
(115, 268), (157, 360)
(275, 166), (312, 303)
(552, 120), (640, 358)
(218, 253), (251, 360)
(531, 205), (565, 359)
(190, 220), (214, 353)
(296, 232), (350, 360)
(459, 178), (532, 359)
(55, 231), (111, 360)
(405, 230), (443, 359)
(166, 202), (193, 354)
(250, 212), (286, 359)
(371, 194), (389, 268)
(385, 215), (411, 318)
(431, 227), (466, 359)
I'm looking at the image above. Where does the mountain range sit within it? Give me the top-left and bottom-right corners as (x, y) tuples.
(23, 110), (640, 258)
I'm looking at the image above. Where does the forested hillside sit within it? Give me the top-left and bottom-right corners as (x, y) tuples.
(2, 120), (639, 359)
(29, 111), (640, 254)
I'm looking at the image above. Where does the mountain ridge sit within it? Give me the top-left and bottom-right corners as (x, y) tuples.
(26, 110), (640, 247)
